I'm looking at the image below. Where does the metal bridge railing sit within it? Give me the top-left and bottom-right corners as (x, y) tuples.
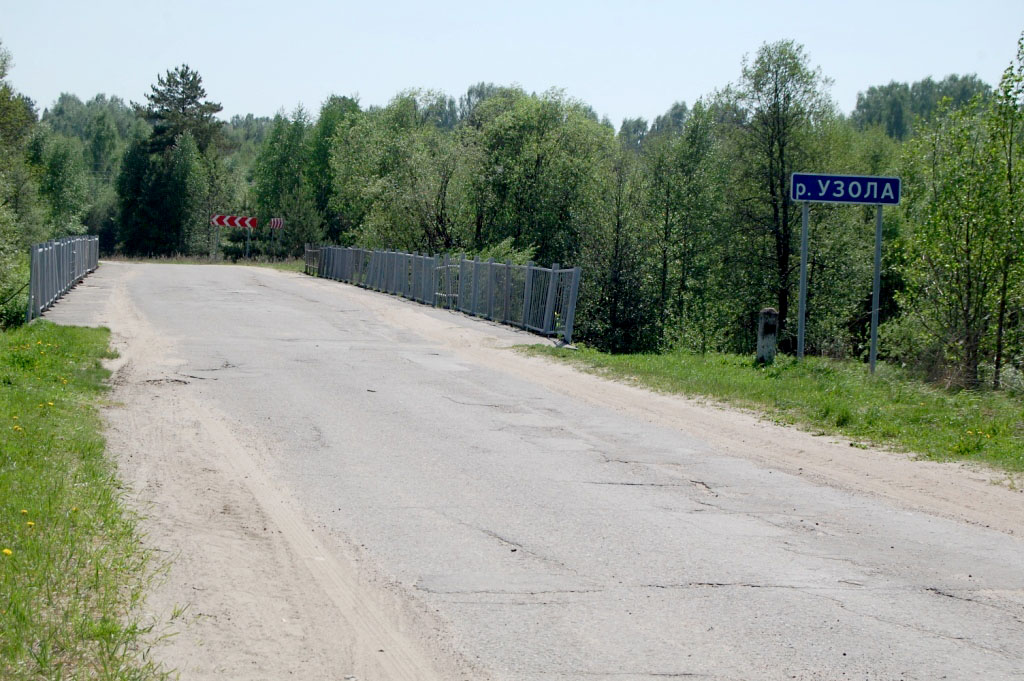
(26, 236), (99, 322)
(303, 245), (581, 344)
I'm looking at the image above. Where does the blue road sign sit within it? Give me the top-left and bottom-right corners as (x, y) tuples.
(790, 173), (900, 205)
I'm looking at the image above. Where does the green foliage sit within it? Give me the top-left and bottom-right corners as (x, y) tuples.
(0, 83), (35, 151)
(8, 32), (1022, 391)
(164, 132), (208, 253)
(253, 109), (310, 220)
(642, 101), (724, 351)
(135, 64), (223, 153)
(720, 40), (836, 350)
(467, 89), (613, 265)
(0, 199), (28, 328)
(35, 133), (88, 236)
(332, 91), (471, 252)
(575, 139), (659, 352)
(898, 91), (1020, 387)
(274, 183), (325, 257)
(117, 66), (236, 257)
(852, 74), (991, 140)
(115, 138), (156, 253)
(0, 41), (39, 328)
(465, 237), (535, 264)
(307, 96), (360, 241)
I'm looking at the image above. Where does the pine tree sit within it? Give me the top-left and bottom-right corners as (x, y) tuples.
(136, 65), (223, 153)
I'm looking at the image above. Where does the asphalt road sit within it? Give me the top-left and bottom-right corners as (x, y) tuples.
(46, 263), (1024, 680)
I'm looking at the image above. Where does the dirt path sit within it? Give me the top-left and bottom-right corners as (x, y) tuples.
(97, 270), (473, 681)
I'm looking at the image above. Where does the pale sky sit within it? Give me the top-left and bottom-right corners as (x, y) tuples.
(2, 0), (1022, 126)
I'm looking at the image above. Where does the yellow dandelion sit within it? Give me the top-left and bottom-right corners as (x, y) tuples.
(2, 549), (11, 556)
(13, 425), (22, 432)
(47, 402), (53, 406)
(967, 430), (974, 435)
(36, 341), (41, 345)
(20, 509), (27, 515)
(71, 507), (78, 512)
(986, 433), (992, 439)
(26, 521), (34, 528)
(12, 416), (17, 420)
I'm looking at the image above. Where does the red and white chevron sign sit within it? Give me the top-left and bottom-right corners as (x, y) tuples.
(269, 217), (284, 229)
(210, 214), (257, 228)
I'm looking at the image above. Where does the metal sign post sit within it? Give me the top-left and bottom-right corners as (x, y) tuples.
(797, 202), (809, 359)
(869, 205), (884, 373)
(269, 218), (284, 260)
(210, 215), (258, 260)
(790, 173), (901, 373)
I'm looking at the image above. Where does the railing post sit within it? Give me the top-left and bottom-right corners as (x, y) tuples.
(47, 242), (55, 308)
(432, 254), (440, 307)
(399, 252), (405, 297)
(459, 255), (467, 312)
(25, 246), (35, 323)
(486, 258), (496, 320)
(409, 251), (417, 301)
(392, 251), (398, 295)
(522, 261), (534, 329)
(503, 260), (512, 323)
(406, 253), (412, 298)
(542, 263), (559, 335)
(443, 254), (451, 308)
(422, 254), (430, 304)
(562, 267), (581, 344)
(471, 257), (480, 316)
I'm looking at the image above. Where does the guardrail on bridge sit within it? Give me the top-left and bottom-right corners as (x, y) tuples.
(26, 236), (99, 322)
(304, 246), (581, 344)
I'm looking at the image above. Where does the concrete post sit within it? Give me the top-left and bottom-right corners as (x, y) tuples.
(757, 308), (779, 365)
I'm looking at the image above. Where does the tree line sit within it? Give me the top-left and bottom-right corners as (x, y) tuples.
(1, 35), (1022, 390)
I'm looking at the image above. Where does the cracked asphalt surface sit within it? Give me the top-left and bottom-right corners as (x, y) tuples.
(47, 263), (1024, 680)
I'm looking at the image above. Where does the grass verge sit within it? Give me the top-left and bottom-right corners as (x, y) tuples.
(1, 321), (167, 680)
(102, 254), (305, 273)
(526, 346), (1024, 473)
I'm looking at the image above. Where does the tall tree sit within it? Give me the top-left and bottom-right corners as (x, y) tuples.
(116, 138), (157, 254)
(643, 101), (723, 349)
(253, 109), (310, 219)
(618, 118), (648, 152)
(578, 136), (658, 352)
(135, 64), (223, 153)
(724, 40), (834, 347)
(307, 95), (360, 241)
(36, 133), (88, 236)
(988, 33), (1024, 388)
(117, 66), (228, 255)
(852, 74), (990, 140)
(900, 99), (1004, 387)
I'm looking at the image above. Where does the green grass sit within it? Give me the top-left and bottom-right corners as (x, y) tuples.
(257, 258), (306, 273)
(526, 346), (1024, 472)
(1, 322), (168, 680)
